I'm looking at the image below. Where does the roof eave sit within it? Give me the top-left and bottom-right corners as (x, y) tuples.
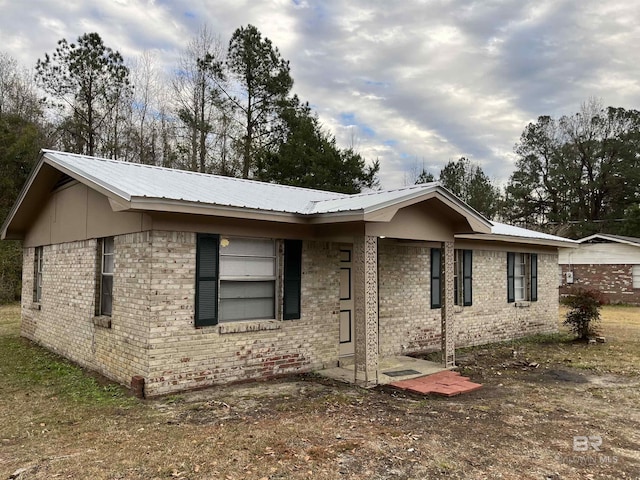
(455, 233), (578, 248)
(42, 151), (132, 202)
(578, 233), (640, 247)
(1, 153), (47, 240)
(126, 197), (310, 224)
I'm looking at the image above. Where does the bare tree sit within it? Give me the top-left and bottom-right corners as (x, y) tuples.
(0, 52), (42, 121)
(171, 26), (227, 173)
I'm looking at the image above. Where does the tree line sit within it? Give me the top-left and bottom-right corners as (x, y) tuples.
(0, 25), (381, 302)
(412, 100), (640, 240)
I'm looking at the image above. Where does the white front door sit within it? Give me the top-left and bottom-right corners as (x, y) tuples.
(339, 247), (354, 357)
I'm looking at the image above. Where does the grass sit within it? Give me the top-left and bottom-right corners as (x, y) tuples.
(1, 302), (639, 479)
(0, 304), (135, 407)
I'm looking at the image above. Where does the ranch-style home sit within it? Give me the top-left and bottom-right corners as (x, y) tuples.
(1, 150), (575, 397)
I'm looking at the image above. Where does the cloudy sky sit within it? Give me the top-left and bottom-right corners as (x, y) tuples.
(1, 0), (639, 189)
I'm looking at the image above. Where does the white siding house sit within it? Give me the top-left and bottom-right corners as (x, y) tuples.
(559, 234), (640, 304)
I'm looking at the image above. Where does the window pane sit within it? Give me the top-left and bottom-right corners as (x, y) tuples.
(220, 280), (275, 299)
(633, 266), (640, 288)
(103, 237), (114, 254)
(219, 281), (275, 320)
(220, 237), (274, 256)
(103, 253), (114, 274)
(101, 275), (113, 316)
(220, 256), (275, 277)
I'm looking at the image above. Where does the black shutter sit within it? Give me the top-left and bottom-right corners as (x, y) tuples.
(430, 248), (441, 309)
(507, 252), (515, 303)
(195, 233), (219, 327)
(463, 249), (473, 306)
(283, 240), (302, 320)
(530, 253), (538, 302)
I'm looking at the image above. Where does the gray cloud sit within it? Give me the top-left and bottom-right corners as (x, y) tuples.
(1, 0), (639, 188)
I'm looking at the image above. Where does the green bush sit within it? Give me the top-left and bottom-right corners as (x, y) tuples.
(562, 289), (602, 340)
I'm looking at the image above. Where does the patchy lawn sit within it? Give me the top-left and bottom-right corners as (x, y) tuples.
(1, 303), (639, 479)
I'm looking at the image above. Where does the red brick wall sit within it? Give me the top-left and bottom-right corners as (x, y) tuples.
(560, 264), (640, 304)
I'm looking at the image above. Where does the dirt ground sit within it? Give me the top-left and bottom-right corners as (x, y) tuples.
(1, 304), (639, 479)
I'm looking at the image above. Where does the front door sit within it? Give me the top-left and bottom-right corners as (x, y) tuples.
(339, 247), (354, 357)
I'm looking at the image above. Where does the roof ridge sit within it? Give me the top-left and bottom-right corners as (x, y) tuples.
(43, 149), (348, 198)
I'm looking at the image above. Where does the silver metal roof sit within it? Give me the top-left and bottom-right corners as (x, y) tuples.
(43, 150), (345, 214)
(490, 222), (577, 243)
(1, 150), (575, 247)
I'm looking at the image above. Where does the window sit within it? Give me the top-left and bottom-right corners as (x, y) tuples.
(454, 249), (473, 306)
(432, 248), (472, 308)
(507, 252), (537, 303)
(633, 266), (640, 289)
(195, 235), (303, 327)
(219, 237), (276, 322)
(33, 246), (43, 303)
(99, 237), (114, 316)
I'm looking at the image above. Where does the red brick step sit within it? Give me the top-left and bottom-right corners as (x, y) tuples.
(390, 370), (482, 397)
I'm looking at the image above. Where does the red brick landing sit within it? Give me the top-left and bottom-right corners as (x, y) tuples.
(390, 370), (482, 397)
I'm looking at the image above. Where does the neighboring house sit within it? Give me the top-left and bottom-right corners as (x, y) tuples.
(1, 150), (575, 397)
(559, 233), (640, 304)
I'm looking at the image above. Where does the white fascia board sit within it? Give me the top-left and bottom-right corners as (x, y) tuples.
(43, 153), (132, 202)
(456, 233), (578, 248)
(127, 197), (309, 223)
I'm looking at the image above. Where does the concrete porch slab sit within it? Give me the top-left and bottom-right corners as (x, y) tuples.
(318, 355), (449, 386)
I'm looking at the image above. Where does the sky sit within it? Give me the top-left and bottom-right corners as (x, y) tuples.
(1, 0), (639, 189)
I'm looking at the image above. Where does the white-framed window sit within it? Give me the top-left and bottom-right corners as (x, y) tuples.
(633, 266), (640, 289)
(218, 237), (276, 322)
(33, 246), (43, 303)
(514, 253), (527, 301)
(507, 252), (538, 303)
(454, 249), (473, 306)
(99, 237), (114, 316)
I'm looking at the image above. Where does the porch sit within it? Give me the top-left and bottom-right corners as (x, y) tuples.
(319, 355), (449, 386)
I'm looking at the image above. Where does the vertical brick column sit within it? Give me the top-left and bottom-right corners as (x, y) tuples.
(353, 235), (379, 386)
(441, 241), (455, 367)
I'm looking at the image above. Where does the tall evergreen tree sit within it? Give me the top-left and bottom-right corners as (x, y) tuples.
(226, 24), (293, 178)
(439, 157), (502, 219)
(255, 99), (379, 193)
(35, 32), (130, 156)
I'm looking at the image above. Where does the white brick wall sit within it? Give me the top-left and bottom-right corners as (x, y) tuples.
(22, 232), (559, 397)
(144, 233), (340, 396)
(378, 244), (559, 356)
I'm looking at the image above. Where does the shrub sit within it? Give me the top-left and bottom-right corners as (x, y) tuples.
(562, 289), (602, 340)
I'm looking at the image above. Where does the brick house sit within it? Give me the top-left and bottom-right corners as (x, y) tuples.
(559, 233), (640, 304)
(2, 150), (575, 397)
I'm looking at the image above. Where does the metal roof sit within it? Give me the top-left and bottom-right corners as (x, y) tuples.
(42, 150), (345, 214)
(40, 150), (487, 219)
(1, 150), (576, 247)
(490, 222), (577, 243)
